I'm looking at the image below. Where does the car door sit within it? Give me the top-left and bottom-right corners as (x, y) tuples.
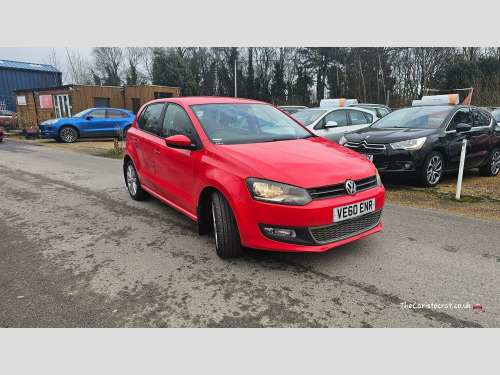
(81, 109), (107, 137)
(153, 103), (199, 215)
(105, 109), (130, 136)
(346, 109), (373, 132)
(469, 109), (492, 167)
(445, 108), (474, 170)
(314, 109), (348, 142)
(131, 103), (165, 191)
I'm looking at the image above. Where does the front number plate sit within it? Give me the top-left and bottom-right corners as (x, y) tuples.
(334, 198), (375, 222)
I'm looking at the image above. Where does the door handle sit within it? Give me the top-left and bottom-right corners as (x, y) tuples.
(154, 148), (161, 155)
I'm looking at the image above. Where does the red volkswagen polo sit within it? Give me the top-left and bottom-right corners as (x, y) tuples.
(123, 97), (385, 258)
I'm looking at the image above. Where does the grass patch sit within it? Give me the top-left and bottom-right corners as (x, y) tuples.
(438, 194), (483, 203)
(97, 149), (123, 159)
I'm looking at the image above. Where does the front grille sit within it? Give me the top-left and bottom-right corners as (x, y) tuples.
(307, 175), (378, 200)
(345, 140), (386, 153)
(310, 210), (382, 244)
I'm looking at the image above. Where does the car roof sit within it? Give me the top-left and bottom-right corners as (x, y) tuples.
(149, 96), (267, 106)
(87, 107), (132, 111)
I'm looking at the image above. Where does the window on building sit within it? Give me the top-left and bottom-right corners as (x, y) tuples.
(154, 92), (173, 99)
(93, 97), (111, 107)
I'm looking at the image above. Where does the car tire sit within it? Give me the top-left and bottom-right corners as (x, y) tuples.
(211, 191), (243, 258)
(58, 126), (79, 143)
(126, 160), (149, 201)
(479, 148), (500, 177)
(420, 151), (444, 187)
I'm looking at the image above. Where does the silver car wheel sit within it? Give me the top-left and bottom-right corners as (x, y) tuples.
(60, 127), (78, 142)
(127, 164), (138, 196)
(491, 150), (500, 175)
(427, 155), (442, 185)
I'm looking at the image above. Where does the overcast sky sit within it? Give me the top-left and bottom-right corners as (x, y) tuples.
(0, 47), (92, 66)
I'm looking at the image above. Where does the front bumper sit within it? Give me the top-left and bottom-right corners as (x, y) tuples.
(38, 125), (58, 138)
(231, 185), (385, 252)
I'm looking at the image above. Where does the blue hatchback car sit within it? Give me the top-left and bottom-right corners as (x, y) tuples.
(38, 107), (135, 143)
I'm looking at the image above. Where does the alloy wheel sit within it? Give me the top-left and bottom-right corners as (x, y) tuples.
(492, 150), (500, 175)
(127, 165), (138, 196)
(427, 155), (442, 185)
(60, 127), (77, 142)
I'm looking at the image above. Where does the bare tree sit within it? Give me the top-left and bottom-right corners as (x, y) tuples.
(65, 48), (93, 84)
(91, 47), (124, 86)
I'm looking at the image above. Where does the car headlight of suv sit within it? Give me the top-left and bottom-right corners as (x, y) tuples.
(390, 137), (426, 150)
(246, 178), (312, 206)
(339, 136), (347, 146)
(43, 119), (60, 125)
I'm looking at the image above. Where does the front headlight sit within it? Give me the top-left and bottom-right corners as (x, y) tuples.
(376, 170), (382, 187)
(390, 137), (426, 150)
(339, 136), (347, 146)
(246, 178), (312, 206)
(43, 119), (60, 125)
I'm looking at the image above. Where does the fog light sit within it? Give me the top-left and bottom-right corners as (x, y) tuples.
(263, 227), (296, 237)
(404, 163), (411, 169)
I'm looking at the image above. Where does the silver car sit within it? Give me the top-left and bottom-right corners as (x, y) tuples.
(291, 107), (378, 143)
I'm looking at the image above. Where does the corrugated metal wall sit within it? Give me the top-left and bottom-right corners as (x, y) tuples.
(0, 69), (62, 112)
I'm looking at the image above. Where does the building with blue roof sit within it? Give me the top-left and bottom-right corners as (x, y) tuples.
(0, 59), (62, 112)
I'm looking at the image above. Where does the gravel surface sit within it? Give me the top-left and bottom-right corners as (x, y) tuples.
(1, 139), (498, 328)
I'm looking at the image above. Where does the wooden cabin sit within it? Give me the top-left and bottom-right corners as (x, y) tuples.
(13, 84), (179, 128)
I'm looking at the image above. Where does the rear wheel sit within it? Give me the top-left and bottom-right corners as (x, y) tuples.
(211, 191), (243, 258)
(126, 161), (149, 201)
(420, 151), (444, 187)
(479, 148), (500, 177)
(59, 126), (78, 143)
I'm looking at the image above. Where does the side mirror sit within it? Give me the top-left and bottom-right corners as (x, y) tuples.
(165, 134), (195, 150)
(325, 121), (338, 128)
(85, 115), (93, 120)
(456, 123), (472, 132)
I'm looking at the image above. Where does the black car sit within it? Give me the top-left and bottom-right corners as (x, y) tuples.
(491, 108), (500, 123)
(339, 105), (500, 187)
(348, 104), (392, 118)
(278, 106), (308, 114)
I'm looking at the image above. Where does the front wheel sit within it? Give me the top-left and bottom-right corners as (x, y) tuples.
(59, 126), (78, 143)
(479, 148), (500, 177)
(420, 151), (444, 187)
(211, 191), (243, 258)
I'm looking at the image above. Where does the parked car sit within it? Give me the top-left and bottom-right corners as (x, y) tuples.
(348, 103), (392, 118)
(38, 107), (135, 143)
(291, 107), (378, 143)
(491, 108), (500, 123)
(340, 104), (500, 187)
(124, 97), (385, 258)
(278, 106), (308, 114)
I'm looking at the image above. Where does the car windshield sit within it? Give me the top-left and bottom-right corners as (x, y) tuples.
(370, 106), (453, 129)
(191, 103), (313, 145)
(73, 109), (93, 118)
(291, 109), (326, 126)
(491, 110), (500, 122)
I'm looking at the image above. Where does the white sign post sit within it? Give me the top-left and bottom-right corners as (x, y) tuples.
(456, 139), (467, 200)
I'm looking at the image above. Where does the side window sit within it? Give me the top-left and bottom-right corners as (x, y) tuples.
(378, 108), (389, 117)
(137, 103), (164, 136)
(348, 109), (369, 125)
(161, 103), (197, 143)
(89, 109), (106, 118)
(472, 110), (488, 127)
(324, 110), (348, 127)
(106, 109), (128, 118)
(448, 109), (472, 131)
(478, 110), (492, 126)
